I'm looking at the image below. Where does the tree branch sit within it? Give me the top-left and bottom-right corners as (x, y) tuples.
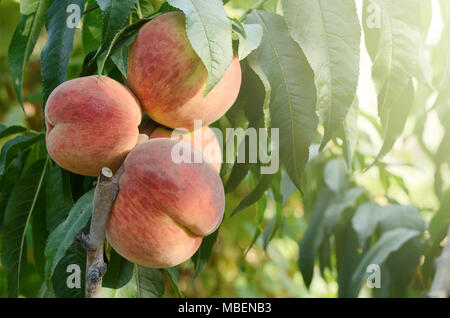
(76, 135), (148, 298)
(428, 225), (450, 298)
(77, 167), (123, 298)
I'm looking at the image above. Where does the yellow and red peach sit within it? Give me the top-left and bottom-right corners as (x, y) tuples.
(106, 139), (225, 268)
(127, 12), (242, 130)
(150, 126), (222, 173)
(45, 75), (142, 176)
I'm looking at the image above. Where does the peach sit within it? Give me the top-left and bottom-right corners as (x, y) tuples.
(150, 126), (222, 173)
(45, 76), (142, 176)
(127, 12), (242, 130)
(106, 139), (225, 268)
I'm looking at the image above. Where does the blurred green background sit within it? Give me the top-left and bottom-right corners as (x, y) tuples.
(0, 0), (448, 298)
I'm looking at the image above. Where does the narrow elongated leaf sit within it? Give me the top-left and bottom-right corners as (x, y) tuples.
(1, 158), (49, 297)
(45, 166), (73, 232)
(282, 0), (360, 149)
(96, 0), (137, 55)
(247, 11), (318, 190)
(352, 203), (383, 247)
(324, 158), (348, 193)
(0, 125), (27, 139)
(135, 266), (164, 298)
(363, 0), (421, 161)
(349, 228), (420, 297)
(8, 0), (52, 111)
(298, 188), (333, 287)
(191, 230), (219, 282)
(323, 187), (364, 234)
(32, 192), (48, 279)
(165, 267), (183, 298)
(429, 190), (450, 244)
(51, 242), (86, 298)
(82, 0), (103, 54)
(103, 249), (134, 289)
(263, 171), (283, 248)
(41, 0), (86, 99)
(232, 173), (273, 216)
(378, 205), (424, 233)
(0, 134), (44, 176)
(44, 189), (95, 283)
(342, 97), (359, 168)
(110, 34), (137, 78)
(246, 172), (267, 253)
(236, 23), (263, 61)
(372, 80), (415, 163)
(167, 0), (233, 95)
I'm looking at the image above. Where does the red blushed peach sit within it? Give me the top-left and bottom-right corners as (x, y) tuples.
(106, 139), (225, 268)
(127, 12), (242, 130)
(150, 126), (222, 173)
(45, 76), (142, 176)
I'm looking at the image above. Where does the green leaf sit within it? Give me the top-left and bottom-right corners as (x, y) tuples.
(0, 125), (27, 139)
(323, 187), (364, 234)
(263, 170), (283, 248)
(342, 97), (359, 168)
(246, 172), (267, 253)
(429, 190), (450, 244)
(282, 0), (361, 149)
(45, 166), (74, 232)
(323, 158), (348, 193)
(32, 190), (48, 279)
(224, 160), (251, 193)
(1, 158), (49, 297)
(0, 134), (44, 176)
(236, 23), (263, 61)
(363, 0), (421, 161)
(0, 155), (25, 230)
(378, 205), (424, 233)
(135, 266), (165, 298)
(8, 0), (52, 111)
(191, 229), (219, 282)
(41, 0), (86, 100)
(167, 0), (233, 95)
(246, 10), (318, 190)
(352, 203), (384, 247)
(96, 0), (137, 56)
(298, 188), (334, 287)
(371, 79), (415, 164)
(103, 249), (134, 289)
(232, 173), (273, 216)
(51, 242), (86, 298)
(82, 0), (103, 54)
(348, 228), (420, 297)
(44, 188), (95, 284)
(110, 33), (137, 78)
(165, 267), (183, 298)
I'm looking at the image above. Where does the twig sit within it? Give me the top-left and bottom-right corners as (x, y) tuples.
(427, 226), (450, 298)
(76, 135), (148, 298)
(77, 167), (123, 298)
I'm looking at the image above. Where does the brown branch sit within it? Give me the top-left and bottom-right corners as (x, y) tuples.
(76, 135), (148, 298)
(428, 226), (450, 298)
(76, 167), (123, 298)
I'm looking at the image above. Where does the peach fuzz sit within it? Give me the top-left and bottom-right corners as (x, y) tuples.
(127, 12), (242, 130)
(106, 139), (225, 268)
(45, 75), (142, 176)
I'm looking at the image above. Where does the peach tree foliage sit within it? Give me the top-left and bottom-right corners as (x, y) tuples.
(0, 0), (448, 298)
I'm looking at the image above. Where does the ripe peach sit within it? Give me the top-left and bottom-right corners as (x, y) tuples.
(127, 12), (242, 130)
(106, 139), (225, 268)
(45, 76), (142, 176)
(150, 126), (222, 173)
